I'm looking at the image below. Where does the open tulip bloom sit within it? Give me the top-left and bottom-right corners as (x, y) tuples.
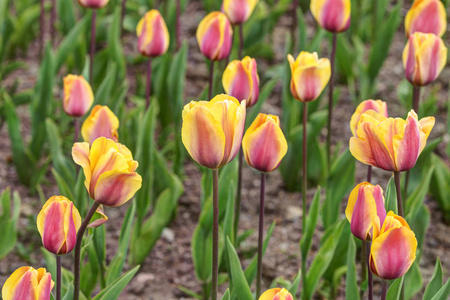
(2, 266), (54, 300)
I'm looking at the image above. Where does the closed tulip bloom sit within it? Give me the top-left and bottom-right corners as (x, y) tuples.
(81, 105), (119, 144)
(345, 182), (386, 241)
(350, 100), (388, 137)
(370, 211), (417, 279)
(403, 32), (447, 87)
(37, 196), (82, 255)
(222, 56), (260, 107)
(197, 12), (233, 61)
(259, 288), (293, 300)
(72, 137), (142, 207)
(242, 114), (287, 173)
(182, 94), (246, 169)
(63, 75), (94, 117)
(405, 0), (447, 37)
(310, 0), (351, 33)
(287, 52), (331, 102)
(78, 0), (109, 9)
(2, 266), (54, 300)
(137, 10), (170, 57)
(222, 0), (259, 25)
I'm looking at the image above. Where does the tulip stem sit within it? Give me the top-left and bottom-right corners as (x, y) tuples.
(208, 60), (214, 100)
(89, 10), (97, 83)
(381, 280), (388, 300)
(301, 102), (308, 296)
(176, 0), (181, 51)
(360, 241), (367, 299)
(238, 25), (244, 59)
(211, 169), (219, 300)
(412, 86), (420, 115)
(327, 33), (337, 172)
(234, 148), (243, 242)
(394, 172), (404, 217)
(74, 118), (80, 144)
(74, 201), (100, 300)
(367, 165), (372, 182)
(146, 58), (152, 110)
(256, 172), (266, 298)
(39, 0), (45, 59)
(56, 255), (61, 300)
(366, 241), (373, 300)
(120, 0), (127, 36)
(50, 0), (56, 48)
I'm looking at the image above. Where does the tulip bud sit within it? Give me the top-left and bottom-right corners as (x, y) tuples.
(197, 12), (233, 61)
(350, 100), (388, 137)
(222, 0), (259, 25)
(88, 205), (108, 228)
(345, 182), (386, 241)
(2, 266), (54, 300)
(369, 211), (417, 279)
(222, 56), (260, 107)
(72, 137), (142, 207)
(136, 10), (170, 57)
(310, 0), (351, 33)
(405, 0), (447, 37)
(259, 288), (293, 300)
(242, 114), (288, 173)
(402, 32), (447, 87)
(63, 75), (94, 117)
(287, 51), (331, 102)
(182, 94), (246, 169)
(81, 105), (119, 144)
(78, 0), (109, 9)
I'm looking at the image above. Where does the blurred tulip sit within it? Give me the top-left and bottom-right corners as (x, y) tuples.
(222, 0), (259, 25)
(87, 205), (108, 228)
(78, 0), (109, 9)
(345, 182), (386, 241)
(350, 110), (434, 172)
(181, 94), (246, 169)
(136, 10), (170, 57)
(242, 114), (287, 173)
(63, 75), (94, 118)
(310, 0), (351, 33)
(37, 196), (81, 255)
(81, 105), (119, 144)
(403, 32), (447, 87)
(72, 137), (142, 207)
(405, 0), (446, 37)
(350, 100), (388, 137)
(2, 266), (54, 300)
(222, 56), (260, 107)
(370, 211), (417, 279)
(287, 51), (331, 102)
(196, 12), (233, 61)
(259, 288), (293, 300)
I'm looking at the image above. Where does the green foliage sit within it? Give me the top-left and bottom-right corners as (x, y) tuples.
(0, 188), (21, 259)
(226, 237), (253, 300)
(345, 237), (359, 300)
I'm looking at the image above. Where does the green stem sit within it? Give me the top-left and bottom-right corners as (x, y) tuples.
(394, 172), (404, 217)
(234, 148), (243, 242)
(211, 169), (219, 300)
(256, 172), (266, 298)
(327, 33), (337, 172)
(301, 102), (308, 296)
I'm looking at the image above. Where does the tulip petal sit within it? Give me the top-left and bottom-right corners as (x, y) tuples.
(93, 170), (142, 207)
(393, 115), (421, 172)
(259, 288), (281, 300)
(72, 142), (92, 191)
(81, 105), (119, 144)
(35, 272), (53, 300)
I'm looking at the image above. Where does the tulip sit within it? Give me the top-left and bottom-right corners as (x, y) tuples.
(350, 110), (435, 172)
(37, 196), (81, 255)
(259, 288), (293, 300)
(403, 32), (447, 87)
(242, 114), (287, 173)
(2, 266), (54, 300)
(405, 0), (447, 37)
(77, 0), (109, 8)
(196, 12), (233, 61)
(63, 75), (94, 118)
(72, 137), (142, 207)
(370, 211), (417, 279)
(81, 105), (119, 144)
(287, 51), (331, 102)
(310, 0), (351, 33)
(136, 10), (170, 58)
(222, 0), (259, 25)
(222, 56), (260, 107)
(181, 94), (246, 169)
(350, 100), (388, 137)
(345, 182), (386, 241)
(88, 205), (108, 228)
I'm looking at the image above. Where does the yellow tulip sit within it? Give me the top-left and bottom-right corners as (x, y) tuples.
(222, 0), (259, 25)
(136, 10), (170, 57)
(350, 100), (388, 137)
(63, 75), (94, 117)
(259, 288), (293, 300)
(310, 0), (351, 33)
(81, 105), (119, 144)
(405, 0), (447, 37)
(2, 266), (54, 300)
(196, 12), (233, 61)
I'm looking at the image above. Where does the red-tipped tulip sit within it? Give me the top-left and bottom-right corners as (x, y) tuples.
(222, 56), (260, 107)
(222, 0), (259, 25)
(2, 266), (54, 300)
(310, 0), (351, 33)
(81, 105), (119, 144)
(405, 0), (447, 37)
(78, 0), (109, 9)
(136, 10), (170, 57)
(350, 100), (388, 137)
(63, 75), (94, 118)
(196, 12), (233, 61)
(259, 288), (293, 300)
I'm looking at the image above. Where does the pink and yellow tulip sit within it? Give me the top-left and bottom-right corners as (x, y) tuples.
(242, 114), (287, 173)
(137, 10), (170, 58)
(2, 266), (54, 300)
(345, 182), (386, 241)
(405, 0), (447, 37)
(37, 196), (81, 255)
(181, 94), (246, 169)
(72, 137), (142, 207)
(259, 288), (293, 300)
(88, 205), (108, 228)
(350, 100), (388, 137)
(402, 32), (447, 87)
(310, 0), (351, 33)
(77, 0), (109, 9)
(222, 0), (259, 25)
(287, 51), (331, 102)
(222, 56), (260, 107)
(350, 110), (434, 172)
(370, 211), (417, 279)
(81, 105), (119, 144)
(196, 12), (233, 61)
(63, 75), (94, 118)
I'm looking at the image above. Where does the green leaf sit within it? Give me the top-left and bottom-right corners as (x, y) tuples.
(226, 237), (253, 300)
(107, 7), (125, 79)
(345, 237), (359, 300)
(192, 225), (213, 282)
(430, 276), (450, 300)
(386, 277), (404, 300)
(384, 177), (397, 214)
(300, 187), (321, 260)
(288, 270), (302, 298)
(221, 289), (231, 300)
(405, 166), (434, 221)
(91, 266), (140, 300)
(0, 188), (20, 259)
(404, 261), (422, 300)
(423, 258), (443, 300)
